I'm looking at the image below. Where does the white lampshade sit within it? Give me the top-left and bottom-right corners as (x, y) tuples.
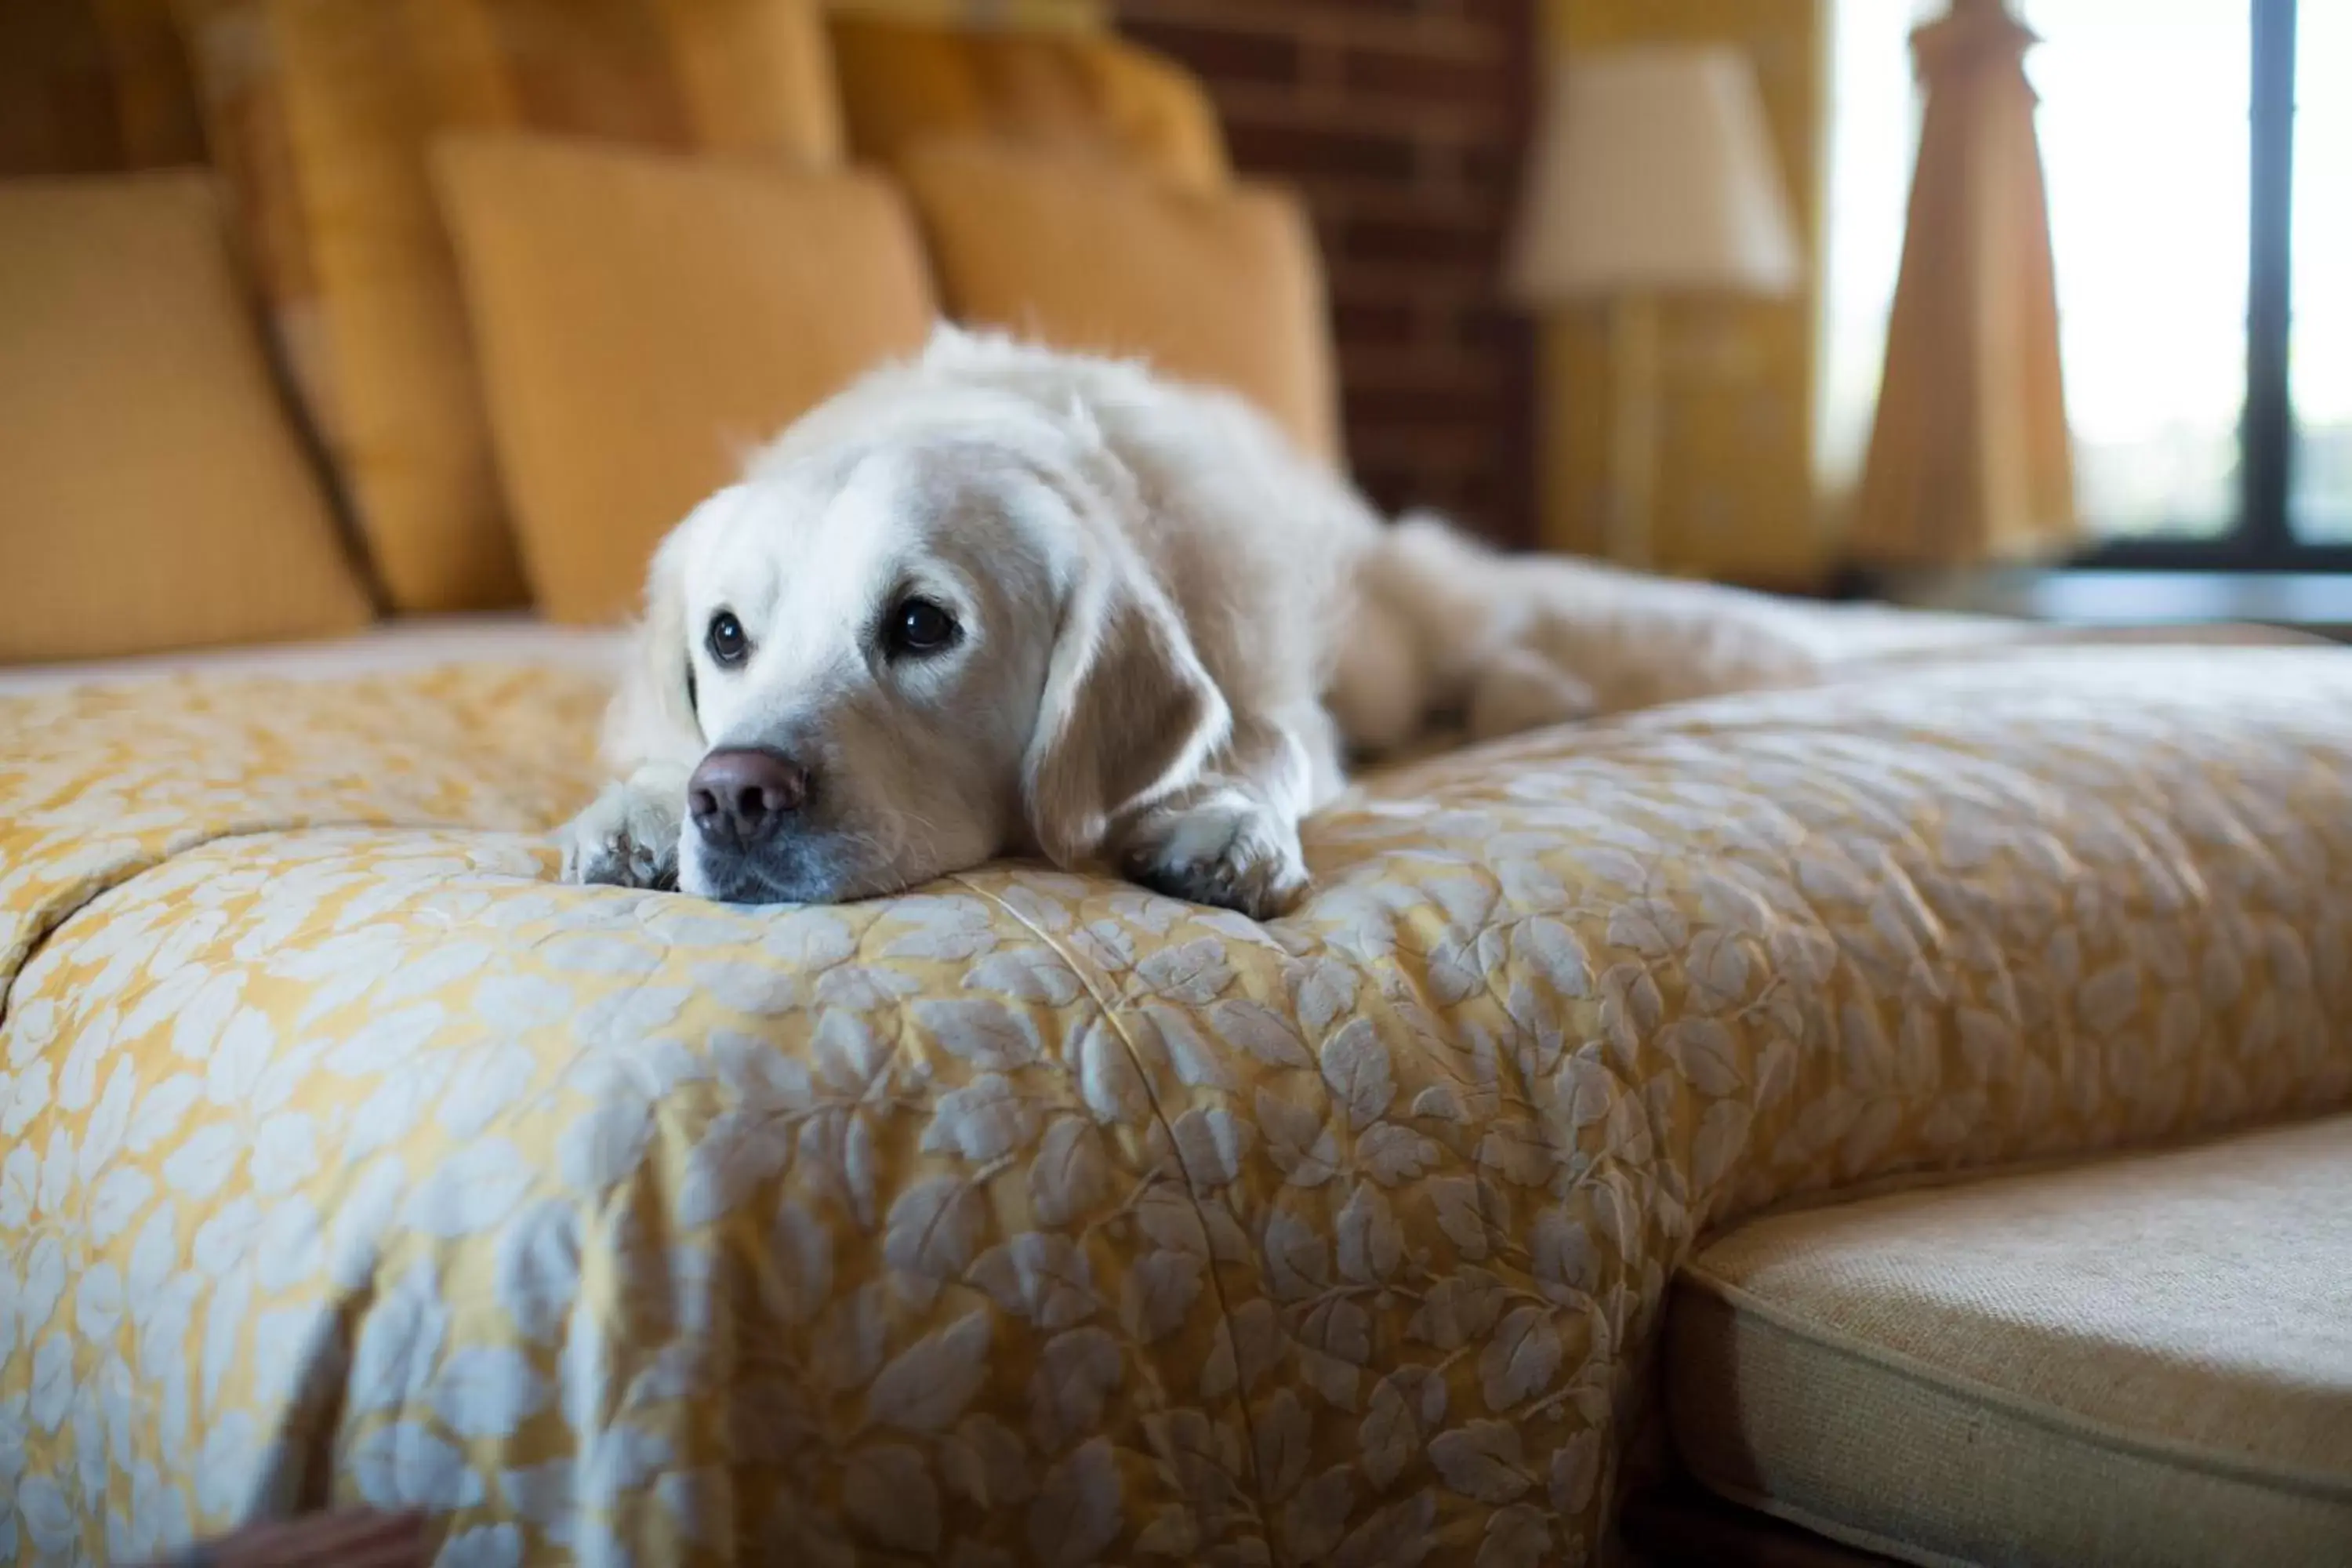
(1508, 45), (1802, 302)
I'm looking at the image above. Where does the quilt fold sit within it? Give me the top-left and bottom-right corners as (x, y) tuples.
(4, 644), (2350, 1566)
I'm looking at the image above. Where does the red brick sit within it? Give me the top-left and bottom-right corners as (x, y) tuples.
(1330, 296), (1422, 347)
(1344, 339), (1501, 375)
(1123, 1), (1484, 53)
(1454, 140), (1529, 198)
(1457, 303), (1530, 353)
(1345, 381), (1507, 428)
(1341, 425), (1497, 470)
(1339, 42), (1497, 104)
(1449, 0), (1538, 31)
(1325, 256), (1499, 303)
(1214, 86), (1500, 142)
(1223, 119), (1421, 183)
(1113, 0), (1292, 20)
(1109, 0), (1537, 546)
(1119, 17), (1303, 85)
(1338, 212), (1504, 267)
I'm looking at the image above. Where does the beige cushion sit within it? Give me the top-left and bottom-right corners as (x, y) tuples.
(432, 133), (935, 625)
(0, 172), (373, 663)
(827, 13), (1229, 196)
(1668, 1114), (2352, 1566)
(899, 139), (1341, 466)
(176, 0), (845, 614)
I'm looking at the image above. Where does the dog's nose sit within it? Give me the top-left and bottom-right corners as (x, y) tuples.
(688, 749), (810, 848)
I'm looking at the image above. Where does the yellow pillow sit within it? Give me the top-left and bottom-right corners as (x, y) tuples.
(0, 172), (372, 664)
(899, 139), (1342, 465)
(431, 134), (936, 626)
(828, 14), (1227, 194)
(176, 0), (845, 614)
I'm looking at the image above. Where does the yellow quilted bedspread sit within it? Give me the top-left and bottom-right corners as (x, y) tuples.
(5, 647), (2352, 1566)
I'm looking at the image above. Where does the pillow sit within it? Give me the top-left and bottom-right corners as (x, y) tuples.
(431, 134), (935, 625)
(0, 172), (372, 664)
(828, 14), (1227, 194)
(0, 0), (203, 176)
(898, 139), (1342, 465)
(175, 0), (845, 614)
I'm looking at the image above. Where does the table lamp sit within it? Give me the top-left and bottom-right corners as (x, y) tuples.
(1508, 45), (1802, 569)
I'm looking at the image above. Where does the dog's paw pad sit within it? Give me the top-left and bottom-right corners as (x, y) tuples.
(1125, 804), (1309, 921)
(559, 787), (681, 891)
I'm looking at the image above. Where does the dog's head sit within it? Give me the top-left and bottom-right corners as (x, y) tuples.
(613, 362), (1228, 904)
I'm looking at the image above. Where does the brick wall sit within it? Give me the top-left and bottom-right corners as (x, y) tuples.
(1112, 0), (1541, 547)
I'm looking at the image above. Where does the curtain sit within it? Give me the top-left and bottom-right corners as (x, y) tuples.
(1849, 0), (2076, 566)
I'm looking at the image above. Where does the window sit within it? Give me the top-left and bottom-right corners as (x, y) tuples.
(1820, 0), (2345, 565)
(2292, 1), (2350, 543)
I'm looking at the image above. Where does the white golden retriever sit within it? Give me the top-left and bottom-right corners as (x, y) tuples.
(559, 328), (1595, 917)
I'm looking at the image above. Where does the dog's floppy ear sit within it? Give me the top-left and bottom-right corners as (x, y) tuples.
(599, 507), (709, 775)
(1023, 546), (1229, 867)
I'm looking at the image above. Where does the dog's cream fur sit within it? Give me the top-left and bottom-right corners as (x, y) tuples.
(559, 328), (1589, 917)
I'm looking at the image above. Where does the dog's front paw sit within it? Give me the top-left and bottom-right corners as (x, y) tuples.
(560, 782), (682, 891)
(1123, 798), (1310, 920)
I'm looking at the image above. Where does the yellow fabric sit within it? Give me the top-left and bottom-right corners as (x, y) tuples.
(0, 172), (372, 665)
(175, 0), (845, 615)
(1539, 0), (1824, 585)
(1669, 1115), (2352, 1566)
(829, 13), (1225, 194)
(5, 638), (2352, 1561)
(0, 0), (204, 175)
(903, 140), (1341, 464)
(1850, 1), (2078, 568)
(432, 133), (936, 626)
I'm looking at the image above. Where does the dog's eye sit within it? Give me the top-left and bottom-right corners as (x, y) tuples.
(706, 611), (750, 667)
(886, 597), (960, 658)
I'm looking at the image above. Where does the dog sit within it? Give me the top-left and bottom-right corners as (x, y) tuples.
(558, 328), (1595, 918)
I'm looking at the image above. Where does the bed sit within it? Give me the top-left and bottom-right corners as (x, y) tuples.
(5, 609), (2350, 1565)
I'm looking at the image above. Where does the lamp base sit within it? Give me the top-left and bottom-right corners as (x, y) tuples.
(1606, 293), (1661, 572)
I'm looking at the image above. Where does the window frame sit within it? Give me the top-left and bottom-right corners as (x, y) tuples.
(2074, 0), (2348, 568)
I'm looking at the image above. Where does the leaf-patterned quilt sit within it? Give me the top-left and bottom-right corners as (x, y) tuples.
(4, 645), (2351, 1566)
